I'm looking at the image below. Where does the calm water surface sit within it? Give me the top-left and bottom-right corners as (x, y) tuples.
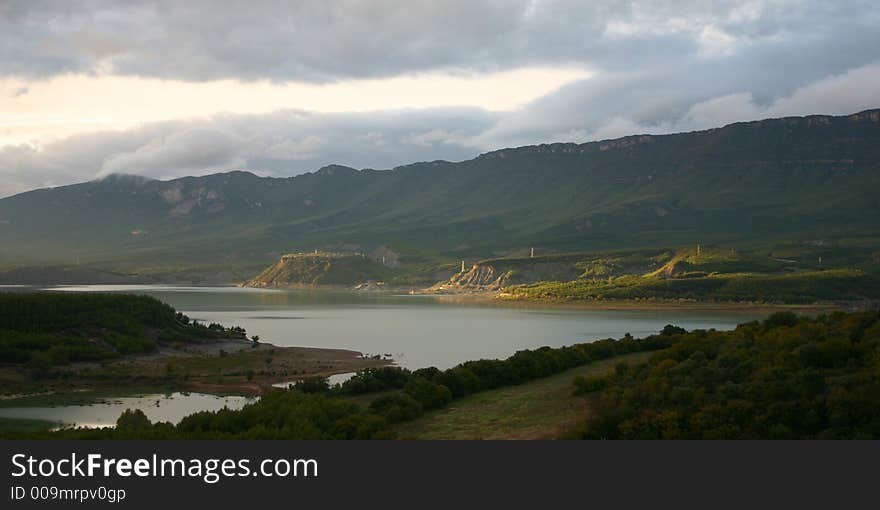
(0, 393), (255, 428)
(2, 285), (766, 427)
(47, 285), (765, 369)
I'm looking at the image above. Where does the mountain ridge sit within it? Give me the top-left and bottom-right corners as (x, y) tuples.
(1, 108), (879, 278)
(8, 108), (879, 202)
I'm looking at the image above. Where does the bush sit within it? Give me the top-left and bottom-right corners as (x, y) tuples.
(339, 367), (411, 394)
(435, 367), (482, 397)
(294, 377), (331, 393)
(369, 393), (423, 423)
(661, 324), (688, 336)
(26, 351), (53, 377)
(763, 311), (799, 329)
(573, 375), (611, 394)
(403, 378), (453, 410)
(116, 409), (152, 430)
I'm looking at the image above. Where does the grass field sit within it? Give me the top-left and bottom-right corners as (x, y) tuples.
(393, 351), (655, 439)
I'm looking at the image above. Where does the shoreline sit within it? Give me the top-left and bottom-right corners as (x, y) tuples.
(428, 290), (843, 314)
(1, 281), (859, 315)
(0, 340), (391, 406)
(235, 282), (851, 314)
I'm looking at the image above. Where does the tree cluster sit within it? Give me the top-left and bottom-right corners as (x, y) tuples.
(581, 311), (880, 439)
(0, 293), (245, 370)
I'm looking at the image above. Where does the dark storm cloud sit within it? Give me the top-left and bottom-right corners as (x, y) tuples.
(2, 1), (874, 83)
(1, 1), (879, 197)
(1, 0), (531, 81)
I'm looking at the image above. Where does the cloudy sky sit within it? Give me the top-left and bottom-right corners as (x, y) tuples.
(1, 0), (879, 197)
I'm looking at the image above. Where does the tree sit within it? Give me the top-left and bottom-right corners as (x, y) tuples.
(294, 377), (330, 393)
(369, 393), (423, 423)
(26, 352), (52, 378)
(403, 378), (452, 410)
(116, 409), (152, 430)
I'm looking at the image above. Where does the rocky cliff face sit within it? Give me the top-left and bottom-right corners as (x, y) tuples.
(432, 259), (583, 291)
(441, 263), (508, 290)
(244, 252), (391, 288)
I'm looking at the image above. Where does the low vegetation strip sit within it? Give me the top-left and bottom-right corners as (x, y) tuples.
(502, 269), (880, 304)
(318, 329), (676, 402)
(394, 351), (655, 439)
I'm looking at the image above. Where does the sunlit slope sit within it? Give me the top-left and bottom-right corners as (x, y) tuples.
(1, 110), (878, 270)
(245, 252), (391, 287)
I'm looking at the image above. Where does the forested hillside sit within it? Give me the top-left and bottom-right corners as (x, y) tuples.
(0, 293), (243, 368)
(579, 311), (880, 439)
(1, 110), (878, 279)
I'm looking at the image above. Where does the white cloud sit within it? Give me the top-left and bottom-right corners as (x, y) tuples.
(2, 58), (877, 198)
(0, 1), (879, 197)
(669, 62), (880, 131)
(0, 67), (590, 147)
(355, 132), (387, 146)
(401, 129), (468, 147)
(0, 108), (498, 196)
(589, 117), (656, 141)
(766, 62), (880, 117)
(100, 129), (245, 178)
(262, 135), (326, 160)
(697, 25), (739, 57)
(678, 93), (764, 130)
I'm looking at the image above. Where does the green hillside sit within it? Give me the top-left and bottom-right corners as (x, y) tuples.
(498, 246), (880, 304)
(1, 110), (879, 280)
(0, 293), (245, 368)
(580, 311), (880, 439)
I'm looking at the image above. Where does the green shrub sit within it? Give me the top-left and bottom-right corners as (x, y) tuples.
(404, 379), (453, 410)
(582, 311), (880, 439)
(294, 377), (331, 393)
(573, 375), (611, 394)
(369, 393), (423, 423)
(116, 409), (152, 431)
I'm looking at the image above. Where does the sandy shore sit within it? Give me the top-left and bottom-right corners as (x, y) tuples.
(428, 290), (842, 314)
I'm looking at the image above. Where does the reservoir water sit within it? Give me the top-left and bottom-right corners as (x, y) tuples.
(0, 393), (255, 429)
(1, 285), (766, 427)
(46, 285), (765, 369)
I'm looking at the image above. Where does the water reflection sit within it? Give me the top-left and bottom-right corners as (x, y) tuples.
(4, 285), (767, 427)
(41, 285), (764, 370)
(0, 392), (256, 429)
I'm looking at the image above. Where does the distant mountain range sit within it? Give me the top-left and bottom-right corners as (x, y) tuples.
(1, 109), (879, 281)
